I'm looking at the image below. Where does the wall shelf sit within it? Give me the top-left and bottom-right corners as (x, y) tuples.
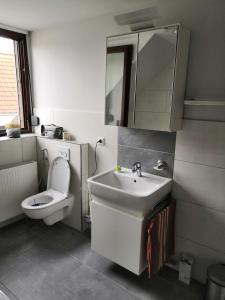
(183, 99), (225, 122)
(184, 100), (225, 106)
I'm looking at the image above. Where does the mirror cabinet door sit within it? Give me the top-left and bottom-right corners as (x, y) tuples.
(105, 33), (138, 127)
(134, 26), (178, 131)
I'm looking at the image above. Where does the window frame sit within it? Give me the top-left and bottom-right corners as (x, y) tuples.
(0, 28), (32, 136)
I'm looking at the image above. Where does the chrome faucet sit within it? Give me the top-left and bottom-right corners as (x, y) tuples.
(132, 162), (142, 177)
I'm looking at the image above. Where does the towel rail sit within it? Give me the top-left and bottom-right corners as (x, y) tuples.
(148, 195), (171, 221)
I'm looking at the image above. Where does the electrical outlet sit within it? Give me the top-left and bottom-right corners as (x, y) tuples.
(57, 146), (70, 160)
(97, 137), (105, 145)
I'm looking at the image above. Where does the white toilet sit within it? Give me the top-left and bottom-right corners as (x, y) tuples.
(22, 156), (74, 225)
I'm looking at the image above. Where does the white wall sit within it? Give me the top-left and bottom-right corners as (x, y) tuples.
(30, 0), (225, 175)
(173, 120), (225, 283)
(31, 15), (129, 175)
(154, 0), (225, 100)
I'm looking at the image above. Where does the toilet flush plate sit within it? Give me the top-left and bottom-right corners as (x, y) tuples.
(57, 146), (70, 160)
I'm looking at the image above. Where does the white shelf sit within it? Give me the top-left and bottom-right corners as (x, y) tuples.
(183, 100), (225, 122)
(184, 100), (225, 106)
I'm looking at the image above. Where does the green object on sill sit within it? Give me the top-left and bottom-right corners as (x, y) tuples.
(114, 165), (122, 172)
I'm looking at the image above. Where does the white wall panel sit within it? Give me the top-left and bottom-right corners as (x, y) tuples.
(175, 120), (225, 168)
(22, 137), (37, 162)
(0, 139), (23, 167)
(173, 120), (225, 283)
(173, 160), (225, 212)
(0, 137), (37, 168)
(176, 201), (225, 254)
(35, 109), (118, 175)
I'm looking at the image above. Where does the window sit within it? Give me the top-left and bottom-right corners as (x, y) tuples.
(0, 28), (32, 135)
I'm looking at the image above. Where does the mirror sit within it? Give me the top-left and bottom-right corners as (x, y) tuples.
(105, 33), (138, 127)
(135, 27), (177, 130)
(105, 25), (190, 132)
(105, 45), (132, 126)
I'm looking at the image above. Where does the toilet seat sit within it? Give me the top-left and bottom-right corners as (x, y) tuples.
(21, 156), (74, 225)
(47, 156), (70, 195)
(22, 189), (66, 210)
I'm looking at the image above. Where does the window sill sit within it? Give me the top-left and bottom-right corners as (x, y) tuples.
(0, 133), (36, 142)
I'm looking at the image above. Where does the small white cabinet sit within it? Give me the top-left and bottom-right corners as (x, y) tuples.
(91, 200), (147, 275)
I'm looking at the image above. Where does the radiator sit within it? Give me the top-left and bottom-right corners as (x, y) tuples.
(0, 161), (38, 223)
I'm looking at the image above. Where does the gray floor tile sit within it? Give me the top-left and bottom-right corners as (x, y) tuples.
(0, 219), (48, 256)
(42, 225), (93, 263)
(83, 249), (114, 273)
(158, 267), (205, 298)
(0, 250), (81, 300)
(0, 252), (28, 281)
(103, 265), (175, 300)
(60, 263), (140, 300)
(78, 249), (175, 300)
(40, 222), (89, 251)
(170, 287), (204, 300)
(0, 219), (205, 300)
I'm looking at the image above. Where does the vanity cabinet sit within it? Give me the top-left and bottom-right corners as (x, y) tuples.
(105, 24), (190, 132)
(91, 201), (147, 275)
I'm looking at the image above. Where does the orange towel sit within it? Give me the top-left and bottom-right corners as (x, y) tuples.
(147, 199), (176, 278)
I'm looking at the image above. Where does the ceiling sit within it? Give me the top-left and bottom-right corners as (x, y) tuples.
(0, 0), (155, 31)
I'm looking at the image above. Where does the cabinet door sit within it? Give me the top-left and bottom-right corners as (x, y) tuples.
(91, 201), (146, 275)
(105, 33), (138, 127)
(135, 26), (178, 131)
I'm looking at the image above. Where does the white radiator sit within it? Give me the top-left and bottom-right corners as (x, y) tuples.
(0, 161), (38, 223)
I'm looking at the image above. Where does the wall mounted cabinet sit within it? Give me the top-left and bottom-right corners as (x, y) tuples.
(105, 24), (190, 132)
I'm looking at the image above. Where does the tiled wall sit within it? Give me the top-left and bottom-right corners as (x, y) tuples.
(172, 120), (225, 283)
(0, 136), (37, 167)
(34, 108), (118, 175)
(117, 127), (176, 178)
(118, 122), (225, 283)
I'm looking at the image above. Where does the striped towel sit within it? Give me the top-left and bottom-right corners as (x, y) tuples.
(147, 199), (176, 278)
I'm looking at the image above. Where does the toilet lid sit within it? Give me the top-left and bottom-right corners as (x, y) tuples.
(47, 156), (70, 195)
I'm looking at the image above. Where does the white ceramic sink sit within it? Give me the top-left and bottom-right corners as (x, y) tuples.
(87, 168), (172, 217)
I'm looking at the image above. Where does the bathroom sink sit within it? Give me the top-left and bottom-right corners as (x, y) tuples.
(87, 169), (172, 217)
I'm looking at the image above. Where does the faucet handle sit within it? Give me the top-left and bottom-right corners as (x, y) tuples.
(153, 160), (166, 171)
(132, 162), (141, 172)
(132, 164), (137, 172)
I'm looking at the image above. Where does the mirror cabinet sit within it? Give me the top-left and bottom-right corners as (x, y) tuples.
(105, 24), (190, 132)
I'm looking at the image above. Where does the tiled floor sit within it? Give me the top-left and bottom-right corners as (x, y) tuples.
(0, 219), (205, 300)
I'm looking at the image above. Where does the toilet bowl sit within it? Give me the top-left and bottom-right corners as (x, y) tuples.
(22, 156), (74, 225)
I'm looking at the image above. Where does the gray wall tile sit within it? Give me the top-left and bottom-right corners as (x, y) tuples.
(118, 145), (174, 178)
(118, 127), (176, 153)
(117, 128), (176, 178)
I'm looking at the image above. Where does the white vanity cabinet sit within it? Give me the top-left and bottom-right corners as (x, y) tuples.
(88, 169), (172, 275)
(105, 24), (190, 132)
(91, 201), (147, 275)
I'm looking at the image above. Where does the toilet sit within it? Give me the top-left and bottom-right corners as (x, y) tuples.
(22, 156), (74, 225)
